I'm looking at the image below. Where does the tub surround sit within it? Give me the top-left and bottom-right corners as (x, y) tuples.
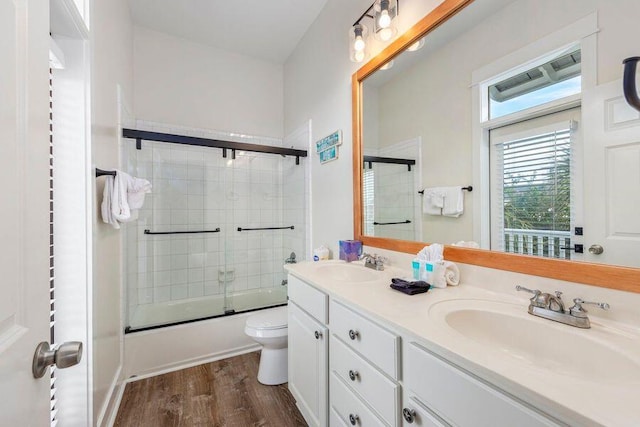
(286, 259), (640, 426)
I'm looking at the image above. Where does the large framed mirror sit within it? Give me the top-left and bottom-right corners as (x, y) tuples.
(353, 0), (640, 292)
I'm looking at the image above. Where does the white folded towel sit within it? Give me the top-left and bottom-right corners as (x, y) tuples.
(422, 188), (445, 215)
(417, 243), (444, 262)
(442, 186), (464, 217)
(101, 176), (118, 228)
(443, 261), (460, 286)
(101, 170), (152, 229)
(430, 260), (460, 288)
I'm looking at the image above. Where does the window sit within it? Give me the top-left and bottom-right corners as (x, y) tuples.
(490, 109), (580, 259)
(362, 169), (375, 235)
(489, 49), (581, 119)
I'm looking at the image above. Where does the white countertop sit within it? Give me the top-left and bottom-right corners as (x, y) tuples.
(286, 260), (640, 427)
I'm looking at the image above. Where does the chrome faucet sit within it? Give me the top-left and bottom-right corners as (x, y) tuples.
(361, 253), (387, 271)
(284, 252), (297, 264)
(516, 285), (609, 328)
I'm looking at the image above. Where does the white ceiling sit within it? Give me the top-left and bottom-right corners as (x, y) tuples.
(128, 0), (328, 64)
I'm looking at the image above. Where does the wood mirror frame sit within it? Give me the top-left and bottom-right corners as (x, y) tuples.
(352, 0), (640, 293)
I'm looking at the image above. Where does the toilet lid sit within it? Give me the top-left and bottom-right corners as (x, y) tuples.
(246, 308), (288, 330)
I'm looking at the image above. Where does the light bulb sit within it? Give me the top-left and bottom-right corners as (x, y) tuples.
(354, 36), (365, 52)
(378, 10), (391, 28)
(378, 27), (393, 41)
(354, 50), (365, 62)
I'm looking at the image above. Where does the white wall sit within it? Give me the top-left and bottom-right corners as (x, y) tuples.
(284, 0), (445, 256)
(133, 26), (284, 139)
(90, 0), (133, 423)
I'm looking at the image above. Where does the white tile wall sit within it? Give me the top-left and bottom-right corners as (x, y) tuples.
(124, 120), (306, 313)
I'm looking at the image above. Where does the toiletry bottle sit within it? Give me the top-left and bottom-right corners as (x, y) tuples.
(422, 262), (434, 284)
(412, 259), (420, 280)
(313, 245), (330, 261)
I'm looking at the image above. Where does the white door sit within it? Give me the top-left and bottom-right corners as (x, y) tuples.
(582, 79), (640, 267)
(0, 0), (54, 424)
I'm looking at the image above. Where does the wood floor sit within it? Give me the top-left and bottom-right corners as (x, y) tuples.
(114, 352), (307, 427)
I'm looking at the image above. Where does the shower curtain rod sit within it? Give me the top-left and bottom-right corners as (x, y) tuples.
(122, 128), (308, 165)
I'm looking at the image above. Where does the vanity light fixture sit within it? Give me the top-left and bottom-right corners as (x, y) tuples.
(349, 0), (399, 63)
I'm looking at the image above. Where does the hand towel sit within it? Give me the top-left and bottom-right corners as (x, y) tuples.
(443, 261), (460, 286)
(417, 243), (444, 262)
(442, 186), (464, 217)
(101, 170), (152, 229)
(422, 188), (445, 215)
(101, 176), (119, 229)
(430, 261), (461, 288)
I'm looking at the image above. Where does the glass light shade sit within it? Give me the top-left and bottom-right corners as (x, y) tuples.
(349, 24), (369, 63)
(374, 0), (398, 41)
(406, 38), (425, 52)
(380, 59), (394, 70)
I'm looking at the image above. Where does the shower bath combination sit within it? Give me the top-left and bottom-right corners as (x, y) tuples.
(121, 127), (307, 332)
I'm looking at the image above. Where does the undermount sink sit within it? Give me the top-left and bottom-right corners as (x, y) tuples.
(314, 263), (381, 283)
(429, 299), (640, 384)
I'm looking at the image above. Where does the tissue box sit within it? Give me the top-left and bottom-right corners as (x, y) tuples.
(339, 240), (362, 262)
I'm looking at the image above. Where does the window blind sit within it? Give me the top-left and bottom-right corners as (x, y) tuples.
(490, 114), (577, 259)
(363, 169), (375, 235)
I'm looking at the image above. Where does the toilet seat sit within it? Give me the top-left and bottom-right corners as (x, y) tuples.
(246, 309), (287, 330)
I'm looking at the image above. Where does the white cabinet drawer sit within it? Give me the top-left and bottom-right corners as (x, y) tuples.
(288, 274), (328, 323)
(331, 300), (399, 379)
(401, 396), (447, 427)
(330, 335), (400, 425)
(405, 342), (558, 427)
(330, 372), (387, 427)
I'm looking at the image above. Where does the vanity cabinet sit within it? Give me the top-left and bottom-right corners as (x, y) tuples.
(329, 300), (401, 426)
(288, 272), (563, 427)
(288, 276), (329, 427)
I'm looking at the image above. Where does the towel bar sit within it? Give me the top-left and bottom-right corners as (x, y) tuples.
(418, 186), (472, 195)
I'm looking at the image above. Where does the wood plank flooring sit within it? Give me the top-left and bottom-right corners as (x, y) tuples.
(114, 351), (307, 427)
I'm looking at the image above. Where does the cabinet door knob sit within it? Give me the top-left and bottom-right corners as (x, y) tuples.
(348, 369), (359, 381)
(403, 408), (416, 423)
(314, 330), (322, 339)
(348, 329), (359, 340)
(349, 414), (359, 425)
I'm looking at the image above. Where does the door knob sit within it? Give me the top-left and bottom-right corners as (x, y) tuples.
(588, 244), (604, 255)
(32, 341), (83, 378)
(403, 408), (417, 423)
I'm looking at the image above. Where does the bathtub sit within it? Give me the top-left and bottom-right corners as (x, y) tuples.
(128, 286), (289, 332)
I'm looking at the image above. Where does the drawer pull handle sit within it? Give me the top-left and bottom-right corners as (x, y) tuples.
(349, 414), (359, 425)
(403, 408), (416, 423)
(348, 369), (359, 381)
(314, 330), (322, 339)
(348, 329), (359, 340)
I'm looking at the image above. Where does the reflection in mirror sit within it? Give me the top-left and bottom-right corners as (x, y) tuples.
(359, 0), (640, 270)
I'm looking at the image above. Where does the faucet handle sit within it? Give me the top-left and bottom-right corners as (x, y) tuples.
(516, 285), (548, 308)
(555, 291), (563, 299)
(515, 285), (541, 296)
(569, 298), (610, 317)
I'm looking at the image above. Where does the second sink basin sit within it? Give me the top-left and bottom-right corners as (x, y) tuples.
(429, 299), (640, 384)
(314, 263), (381, 283)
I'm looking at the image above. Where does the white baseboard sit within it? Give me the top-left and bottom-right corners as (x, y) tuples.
(124, 343), (261, 383)
(96, 364), (122, 427)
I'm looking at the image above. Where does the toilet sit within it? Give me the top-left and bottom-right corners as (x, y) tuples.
(244, 306), (288, 385)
